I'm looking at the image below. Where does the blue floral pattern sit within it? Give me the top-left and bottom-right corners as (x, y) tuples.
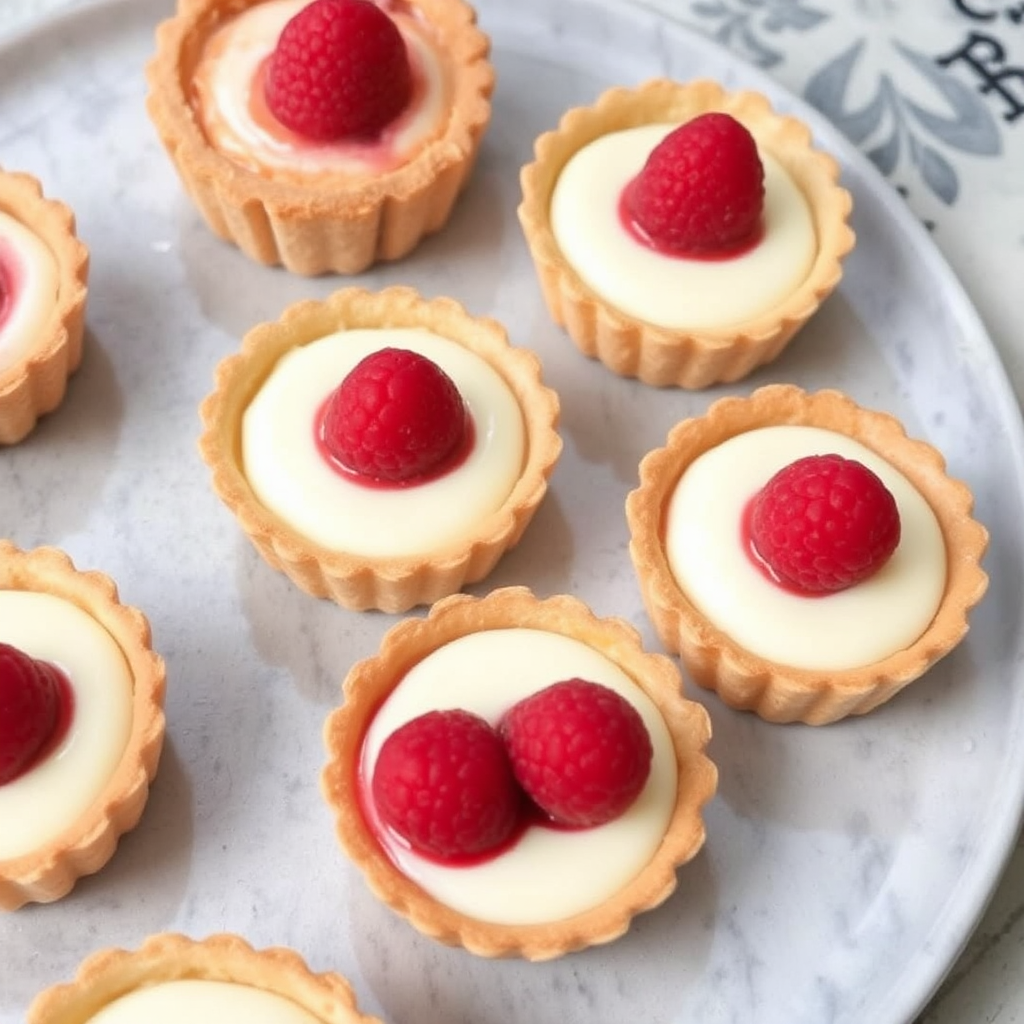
(805, 39), (1002, 205)
(681, 0), (829, 69)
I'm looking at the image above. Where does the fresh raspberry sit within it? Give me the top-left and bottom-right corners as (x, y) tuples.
(749, 454), (902, 595)
(371, 709), (520, 859)
(322, 347), (466, 482)
(500, 678), (652, 828)
(623, 112), (765, 256)
(0, 642), (60, 785)
(264, 0), (413, 141)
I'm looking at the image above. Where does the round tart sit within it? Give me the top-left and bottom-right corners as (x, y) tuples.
(518, 78), (855, 388)
(626, 385), (989, 725)
(321, 587), (717, 960)
(27, 932), (382, 1023)
(199, 286), (561, 613)
(0, 542), (165, 910)
(0, 169), (89, 444)
(145, 0), (494, 275)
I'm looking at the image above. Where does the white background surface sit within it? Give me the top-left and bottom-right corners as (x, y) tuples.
(2, 1), (1024, 1022)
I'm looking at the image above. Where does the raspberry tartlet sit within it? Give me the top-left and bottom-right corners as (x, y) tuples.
(27, 933), (382, 1023)
(322, 587), (717, 959)
(0, 169), (89, 444)
(626, 385), (989, 724)
(0, 542), (166, 910)
(145, 0), (494, 275)
(518, 78), (855, 388)
(199, 287), (561, 612)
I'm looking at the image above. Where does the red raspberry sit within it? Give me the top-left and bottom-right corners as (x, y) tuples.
(0, 642), (60, 785)
(264, 0), (413, 141)
(623, 112), (765, 256)
(323, 347), (466, 482)
(500, 678), (652, 828)
(371, 709), (520, 859)
(750, 454), (902, 595)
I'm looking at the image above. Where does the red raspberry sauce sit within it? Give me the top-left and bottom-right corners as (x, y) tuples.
(618, 181), (764, 261)
(313, 396), (476, 490)
(0, 237), (24, 337)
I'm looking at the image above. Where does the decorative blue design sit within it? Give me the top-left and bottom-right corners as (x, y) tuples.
(804, 39), (1002, 204)
(683, 0), (830, 69)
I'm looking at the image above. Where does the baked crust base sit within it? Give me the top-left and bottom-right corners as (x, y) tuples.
(518, 78), (855, 388)
(27, 932), (383, 1023)
(0, 542), (166, 910)
(145, 0), (494, 275)
(0, 170), (89, 445)
(199, 286), (562, 613)
(321, 586), (718, 960)
(626, 384), (990, 725)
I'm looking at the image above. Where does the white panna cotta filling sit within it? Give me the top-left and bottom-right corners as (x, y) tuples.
(665, 425), (947, 671)
(85, 979), (323, 1024)
(0, 591), (133, 860)
(551, 123), (817, 330)
(194, 0), (448, 179)
(360, 628), (678, 925)
(242, 328), (525, 559)
(0, 209), (60, 373)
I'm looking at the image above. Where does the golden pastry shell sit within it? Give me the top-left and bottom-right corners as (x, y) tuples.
(0, 169), (89, 445)
(518, 78), (855, 388)
(321, 586), (718, 960)
(198, 286), (562, 613)
(145, 0), (494, 275)
(626, 384), (990, 725)
(28, 932), (383, 1023)
(0, 542), (166, 910)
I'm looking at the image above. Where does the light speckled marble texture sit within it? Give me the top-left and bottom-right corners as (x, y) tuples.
(1, 1), (1023, 1023)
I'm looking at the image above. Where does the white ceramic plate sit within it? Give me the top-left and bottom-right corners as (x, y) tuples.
(2, 1), (1023, 1022)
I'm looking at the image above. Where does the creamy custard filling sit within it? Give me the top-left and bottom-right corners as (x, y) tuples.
(0, 209), (59, 373)
(360, 628), (678, 925)
(84, 979), (323, 1024)
(193, 0), (448, 180)
(0, 591), (133, 860)
(242, 328), (525, 558)
(550, 124), (817, 330)
(665, 425), (947, 671)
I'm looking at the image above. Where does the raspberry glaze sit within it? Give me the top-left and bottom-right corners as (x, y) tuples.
(0, 238), (24, 340)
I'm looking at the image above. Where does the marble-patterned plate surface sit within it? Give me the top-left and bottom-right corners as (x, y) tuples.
(2, 1), (1023, 1023)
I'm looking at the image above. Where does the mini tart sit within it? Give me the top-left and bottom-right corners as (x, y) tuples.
(626, 385), (989, 725)
(27, 932), (383, 1023)
(0, 169), (89, 445)
(0, 542), (166, 911)
(145, 0), (494, 275)
(199, 286), (561, 613)
(321, 586), (717, 960)
(518, 78), (855, 389)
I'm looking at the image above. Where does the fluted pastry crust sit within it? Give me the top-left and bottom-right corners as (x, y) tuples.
(0, 542), (166, 910)
(28, 932), (383, 1023)
(145, 0), (493, 275)
(518, 78), (855, 388)
(626, 385), (989, 724)
(322, 586), (718, 960)
(0, 170), (89, 444)
(199, 287), (562, 612)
